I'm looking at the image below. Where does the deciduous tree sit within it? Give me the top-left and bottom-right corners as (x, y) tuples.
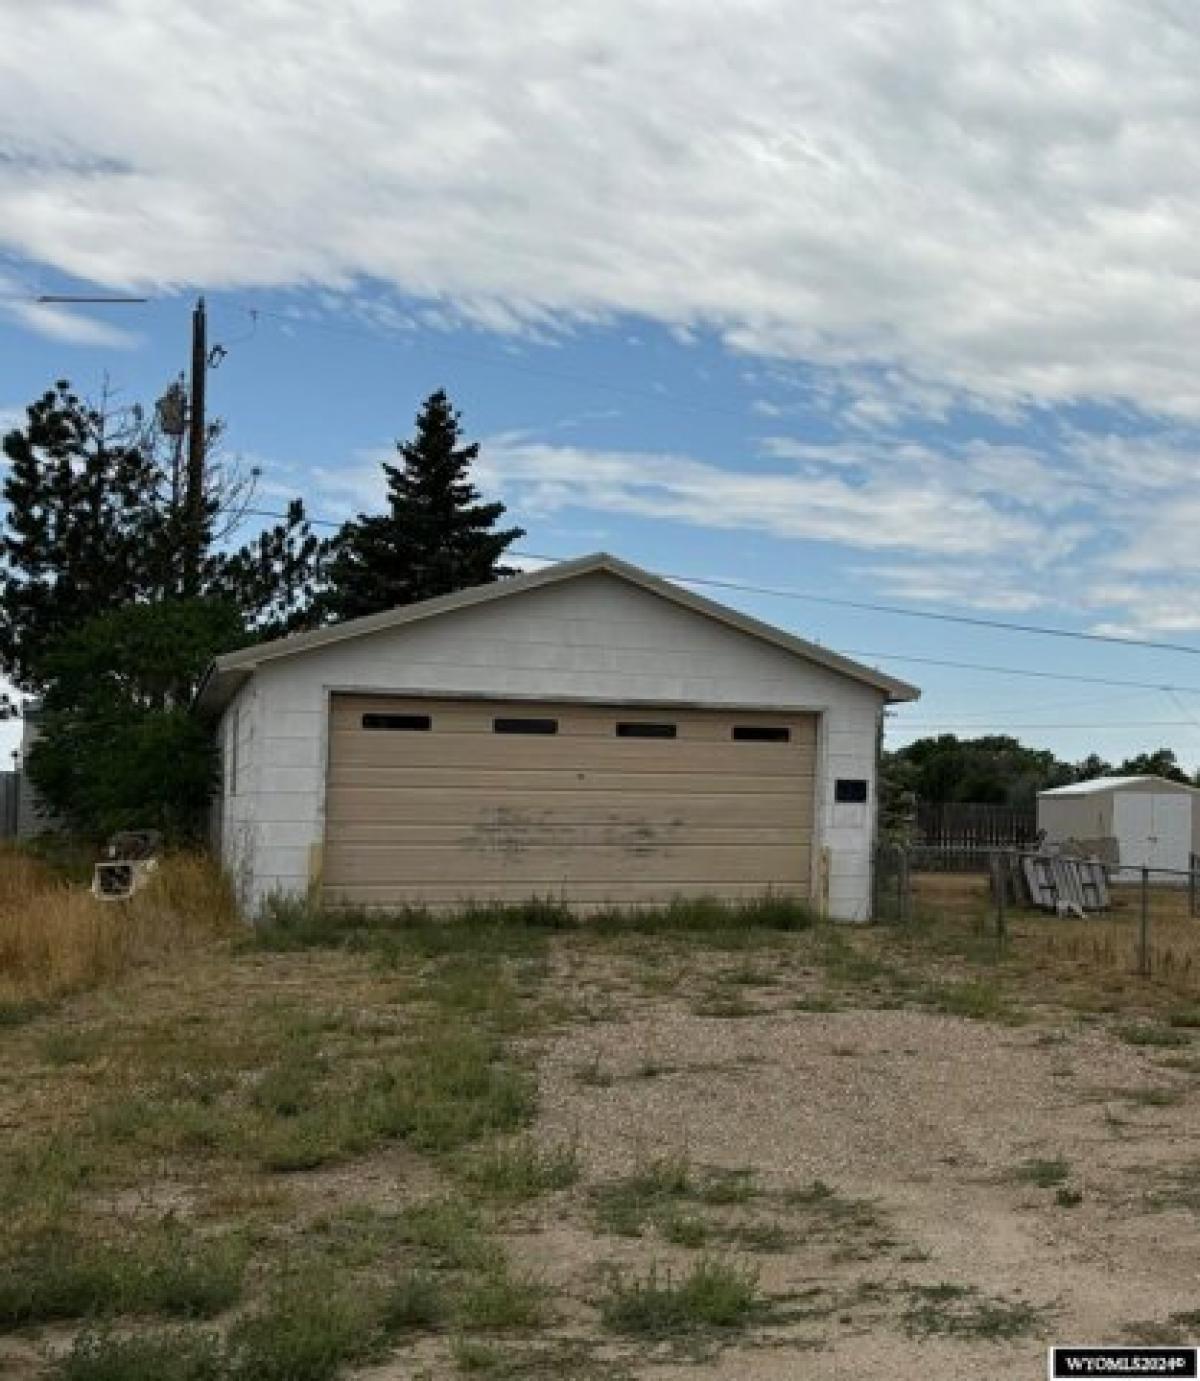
(27, 600), (245, 840)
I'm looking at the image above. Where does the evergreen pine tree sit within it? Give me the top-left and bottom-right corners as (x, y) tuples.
(322, 390), (523, 620)
(0, 381), (167, 690)
(0, 380), (327, 696)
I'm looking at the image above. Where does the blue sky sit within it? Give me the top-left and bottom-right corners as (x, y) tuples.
(6, 2), (1200, 771)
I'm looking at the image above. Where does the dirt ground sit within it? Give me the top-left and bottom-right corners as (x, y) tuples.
(3, 893), (1200, 1380)
(521, 975), (1200, 1377)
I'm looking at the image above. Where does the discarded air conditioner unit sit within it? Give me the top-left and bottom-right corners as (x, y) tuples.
(92, 830), (162, 902)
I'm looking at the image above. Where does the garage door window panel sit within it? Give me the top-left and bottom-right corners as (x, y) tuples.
(362, 713), (432, 731)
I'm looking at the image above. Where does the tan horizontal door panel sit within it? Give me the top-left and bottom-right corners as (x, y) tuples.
(325, 790), (811, 831)
(323, 694), (817, 911)
(327, 844), (810, 884)
(327, 769), (810, 796)
(330, 738), (809, 775)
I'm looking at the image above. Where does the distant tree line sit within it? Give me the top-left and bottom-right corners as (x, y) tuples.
(0, 383), (521, 841)
(883, 733), (1194, 820)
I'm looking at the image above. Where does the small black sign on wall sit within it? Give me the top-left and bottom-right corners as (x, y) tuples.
(835, 779), (869, 804)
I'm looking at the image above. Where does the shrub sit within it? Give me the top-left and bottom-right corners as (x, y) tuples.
(459, 1138), (580, 1200)
(599, 1258), (762, 1337)
(592, 1156), (692, 1236)
(53, 1328), (224, 1381)
(902, 1283), (1049, 1341)
(1010, 1156), (1070, 1188)
(456, 1263), (549, 1331)
(379, 1270), (445, 1332)
(0, 1221), (246, 1327)
(921, 980), (1011, 1021)
(362, 1030), (536, 1154)
(658, 1211), (710, 1247)
(1117, 1024), (1192, 1049)
(224, 1283), (378, 1381)
(397, 1198), (496, 1272)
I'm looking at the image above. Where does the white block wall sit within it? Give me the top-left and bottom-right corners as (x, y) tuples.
(217, 572), (887, 919)
(217, 679), (260, 907)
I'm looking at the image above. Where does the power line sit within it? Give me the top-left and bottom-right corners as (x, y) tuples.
(896, 688), (1159, 720)
(1165, 689), (1200, 743)
(240, 509), (1200, 660)
(34, 294), (148, 305)
(611, 564), (1200, 657)
(897, 720), (1200, 730)
(858, 649), (1200, 695)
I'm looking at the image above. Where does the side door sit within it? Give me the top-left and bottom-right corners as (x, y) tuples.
(1113, 792), (1153, 877)
(1149, 794), (1192, 877)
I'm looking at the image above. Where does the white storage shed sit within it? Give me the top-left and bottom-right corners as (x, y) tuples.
(197, 553), (919, 920)
(1037, 775), (1200, 879)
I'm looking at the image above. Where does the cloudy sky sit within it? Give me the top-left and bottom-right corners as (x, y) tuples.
(6, 0), (1200, 768)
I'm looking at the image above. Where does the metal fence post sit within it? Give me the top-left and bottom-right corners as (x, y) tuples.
(892, 845), (901, 923)
(992, 851), (1006, 949)
(1138, 865), (1151, 978)
(1191, 853), (1198, 921)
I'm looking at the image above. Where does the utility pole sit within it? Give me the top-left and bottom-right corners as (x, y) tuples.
(36, 289), (219, 598)
(183, 296), (207, 598)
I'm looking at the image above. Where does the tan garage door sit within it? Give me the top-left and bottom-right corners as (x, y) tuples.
(323, 695), (817, 910)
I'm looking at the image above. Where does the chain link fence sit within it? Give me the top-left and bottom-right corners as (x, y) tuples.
(875, 843), (1200, 986)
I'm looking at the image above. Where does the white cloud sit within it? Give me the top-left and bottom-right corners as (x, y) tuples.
(851, 562), (1052, 615)
(310, 449), (393, 516)
(329, 419), (1200, 584)
(1085, 581), (1200, 636)
(472, 438), (1043, 557)
(1105, 500), (1200, 576)
(759, 434), (1082, 522)
(8, 3), (1200, 415)
(4, 299), (138, 348)
(310, 432), (1041, 559)
(300, 419), (1200, 632)
(0, 268), (139, 347)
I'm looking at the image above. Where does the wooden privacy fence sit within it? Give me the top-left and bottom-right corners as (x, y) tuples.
(916, 801), (1038, 850)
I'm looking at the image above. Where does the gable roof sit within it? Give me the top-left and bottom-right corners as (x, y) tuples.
(196, 552), (920, 713)
(1040, 775), (1200, 798)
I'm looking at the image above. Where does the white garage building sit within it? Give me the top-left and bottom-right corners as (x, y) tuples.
(1038, 775), (1200, 879)
(197, 553), (918, 919)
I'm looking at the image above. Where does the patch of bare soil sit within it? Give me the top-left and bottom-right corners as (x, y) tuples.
(506, 998), (1200, 1378)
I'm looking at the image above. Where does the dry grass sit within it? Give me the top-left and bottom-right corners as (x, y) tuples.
(0, 848), (239, 1007)
(912, 871), (1200, 1006)
(0, 847), (57, 909)
(6, 865), (1200, 1380)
